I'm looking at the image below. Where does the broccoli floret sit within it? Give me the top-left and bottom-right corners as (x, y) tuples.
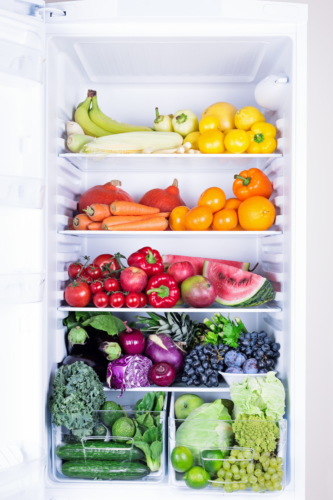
(232, 414), (279, 454)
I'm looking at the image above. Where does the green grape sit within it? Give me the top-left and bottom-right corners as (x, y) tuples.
(224, 478), (232, 483)
(247, 463), (254, 474)
(231, 449), (239, 457)
(271, 473), (279, 482)
(232, 482), (239, 491)
(228, 457), (236, 464)
(239, 468), (246, 476)
(268, 484), (275, 491)
(217, 468), (226, 479)
(242, 475), (249, 483)
(238, 452), (244, 460)
(264, 461), (270, 469)
(246, 483), (252, 489)
(254, 469), (262, 478)
(270, 458), (277, 467)
(273, 481), (281, 489)
(260, 484), (267, 492)
(239, 483), (246, 491)
(264, 473), (271, 480)
(268, 467), (276, 475)
(259, 456), (266, 463)
(249, 475), (257, 484)
(277, 471), (284, 479)
(231, 465), (239, 474)
(224, 485), (233, 493)
(262, 451), (270, 458)
(265, 480), (272, 488)
(258, 477), (265, 485)
(277, 465), (283, 472)
(253, 451), (260, 460)
(277, 457), (283, 465)
(276, 483), (283, 491)
(225, 471), (233, 480)
(240, 460), (250, 468)
(223, 461), (231, 470)
(255, 463), (263, 470)
(212, 481), (220, 489)
(252, 484), (260, 492)
(234, 474), (241, 481)
(243, 451), (253, 460)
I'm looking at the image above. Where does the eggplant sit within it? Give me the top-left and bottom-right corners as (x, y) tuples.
(89, 331), (121, 360)
(62, 344), (108, 382)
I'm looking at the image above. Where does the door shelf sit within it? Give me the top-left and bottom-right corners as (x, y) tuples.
(59, 153), (282, 172)
(58, 303), (281, 314)
(59, 230), (282, 238)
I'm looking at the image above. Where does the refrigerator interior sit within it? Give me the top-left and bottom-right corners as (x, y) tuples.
(0, 2), (307, 498)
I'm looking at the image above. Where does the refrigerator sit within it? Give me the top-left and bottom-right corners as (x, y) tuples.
(0, 1), (307, 499)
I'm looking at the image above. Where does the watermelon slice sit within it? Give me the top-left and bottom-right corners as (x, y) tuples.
(203, 261), (275, 307)
(162, 254), (250, 275)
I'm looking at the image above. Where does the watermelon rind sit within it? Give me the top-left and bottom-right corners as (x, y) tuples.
(202, 261), (275, 307)
(162, 254), (250, 274)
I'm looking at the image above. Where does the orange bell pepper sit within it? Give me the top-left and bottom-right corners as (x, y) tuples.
(233, 168), (273, 201)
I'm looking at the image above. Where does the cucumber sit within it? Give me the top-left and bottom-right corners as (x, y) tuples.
(93, 424), (107, 437)
(56, 441), (144, 461)
(62, 459), (150, 480)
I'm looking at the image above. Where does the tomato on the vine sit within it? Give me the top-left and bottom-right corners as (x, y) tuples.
(93, 253), (121, 277)
(90, 281), (103, 295)
(64, 281), (91, 307)
(68, 262), (84, 280)
(86, 264), (102, 280)
(138, 293), (147, 308)
(93, 292), (109, 308)
(110, 292), (125, 308)
(125, 292), (141, 308)
(76, 271), (93, 284)
(104, 278), (120, 293)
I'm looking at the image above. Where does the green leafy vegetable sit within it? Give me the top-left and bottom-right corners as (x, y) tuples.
(230, 371), (285, 420)
(134, 392), (156, 413)
(136, 412), (156, 429)
(49, 362), (106, 438)
(81, 314), (126, 336)
(202, 314), (247, 347)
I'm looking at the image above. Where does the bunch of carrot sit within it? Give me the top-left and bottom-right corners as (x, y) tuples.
(71, 202), (170, 231)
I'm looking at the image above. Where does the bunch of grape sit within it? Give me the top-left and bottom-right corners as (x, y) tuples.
(211, 448), (284, 493)
(235, 330), (281, 372)
(181, 343), (229, 387)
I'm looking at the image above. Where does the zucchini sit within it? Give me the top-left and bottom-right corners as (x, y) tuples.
(62, 459), (150, 480)
(57, 441), (144, 462)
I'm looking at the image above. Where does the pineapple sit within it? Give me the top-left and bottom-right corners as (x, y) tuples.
(135, 312), (206, 350)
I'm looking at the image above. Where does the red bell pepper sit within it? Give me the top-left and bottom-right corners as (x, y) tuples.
(146, 273), (180, 308)
(128, 247), (164, 278)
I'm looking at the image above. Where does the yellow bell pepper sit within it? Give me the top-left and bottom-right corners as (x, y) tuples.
(247, 122), (277, 154)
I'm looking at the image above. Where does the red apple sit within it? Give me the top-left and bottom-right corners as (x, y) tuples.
(120, 267), (148, 293)
(167, 261), (195, 285)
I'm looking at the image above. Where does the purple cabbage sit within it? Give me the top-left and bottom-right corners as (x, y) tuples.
(107, 354), (152, 393)
(144, 334), (186, 374)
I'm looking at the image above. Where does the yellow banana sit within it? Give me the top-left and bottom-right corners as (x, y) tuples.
(74, 97), (111, 138)
(88, 90), (152, 134)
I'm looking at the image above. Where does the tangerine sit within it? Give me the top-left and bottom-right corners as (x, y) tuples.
(212, 209), (238, 231)
(224, 198), (242, 211)
(185, 206), (213, 231)
(199, 115), (220, 134)
(238, 196), (276, 231)
(229, 223), (244, 231)
(169, 206), (190, 231)
(198, 187), (226, 213)
(198, 130), (225, 154)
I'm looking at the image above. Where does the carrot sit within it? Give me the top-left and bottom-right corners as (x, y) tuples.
(109, 217), (168, 231)
(88, 222), (104, 230)
(73, 214), (91, 230)
(110, 201), (160, 216)
(83, 203), (111, 221)
(102, 212), (170, 230)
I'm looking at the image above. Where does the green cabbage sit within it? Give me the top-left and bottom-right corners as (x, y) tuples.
(230, 371), (285, 420)
(175, 400), (234, 464)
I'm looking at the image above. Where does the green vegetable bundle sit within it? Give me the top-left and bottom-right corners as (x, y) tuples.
(203, 314), (247, 347)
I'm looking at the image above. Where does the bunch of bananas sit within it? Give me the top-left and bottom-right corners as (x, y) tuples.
(74, 89), (152, 137)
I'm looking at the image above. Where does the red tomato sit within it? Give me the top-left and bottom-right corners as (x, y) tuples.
(64, 281), (91, 307)
(86, 264), (102, 280)
(125, 292), (141, 308)
(93, 292), (109, 308)
(93, 254), (121, 276)
(138, 293), (147, 308)
(90, 281), (103, 294)
(76, 270), (93, 284)
(104, 278), (120, 293)
(68, 262), (84, 280)
(110, 292), (125, 308)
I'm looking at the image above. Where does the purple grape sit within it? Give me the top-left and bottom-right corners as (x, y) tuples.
(225, 366), (243, 374)
(259, 368), (268, 373)
(243, 358), (259, 374)
(224, 350), (238, 367)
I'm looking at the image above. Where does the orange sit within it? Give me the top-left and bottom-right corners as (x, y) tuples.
(238, 196), (276, 231)
(185, 206), (213, 231)
(224, 198), (242, 211)
(199, 115), (220, 134)
(169, 206), (190, 231)
(230, 223), (244, 231)
(198, 187), (226, 214)
(212, 209), (238, 231)
(198, 130), (225, 154)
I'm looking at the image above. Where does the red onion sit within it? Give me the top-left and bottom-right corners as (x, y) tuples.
(118, 322), (145, 355)
(144, 333), (185, 374)
(149, 362), (176, 386)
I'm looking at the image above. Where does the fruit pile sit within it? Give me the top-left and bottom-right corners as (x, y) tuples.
(181, 344), (227, 387)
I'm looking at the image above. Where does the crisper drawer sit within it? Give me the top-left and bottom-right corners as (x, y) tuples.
(168, 391), (287, 496)
(50, 390), (167, 486)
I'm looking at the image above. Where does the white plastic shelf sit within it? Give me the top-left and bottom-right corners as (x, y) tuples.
(103, 382), (230, 393)
(58, 303), (281, 314)
(0, 176), (45, 209)
(59, 230), (282, 238)
(0, 273), (45, 304)
(59, 153), (282, 172)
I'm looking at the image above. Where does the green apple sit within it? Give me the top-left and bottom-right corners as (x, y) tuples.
(175, 394), (204, 419)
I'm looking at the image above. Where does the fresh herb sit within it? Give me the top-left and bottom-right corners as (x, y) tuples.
(49, 361), (106, 438)
(203, 314), (248, 348)
(63, 311), (126, 337)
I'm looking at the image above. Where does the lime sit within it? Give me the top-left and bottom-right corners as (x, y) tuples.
(171, 446), (193, 473)
(202, 449), (224, 474)
(100, 401), (124, 428)
(112, 417), (135, 441)
(183, 466), (210, 489)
